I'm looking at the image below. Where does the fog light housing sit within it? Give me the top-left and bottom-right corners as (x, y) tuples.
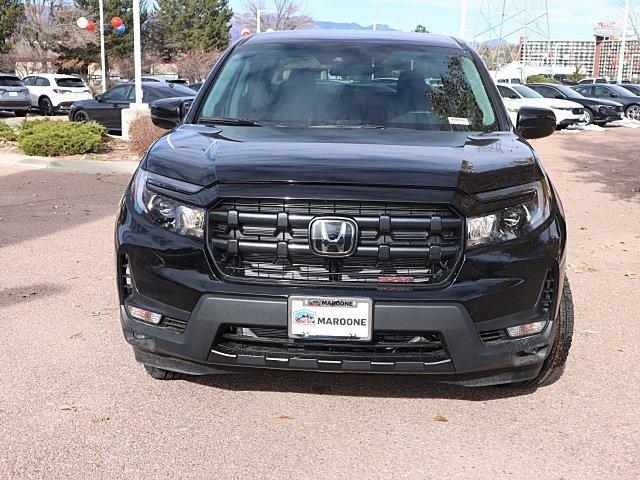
(506, 321), (547, 338)
(126, 305), (162, 325)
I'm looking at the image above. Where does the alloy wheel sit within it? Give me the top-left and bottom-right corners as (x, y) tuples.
(625, 105), (640, 121)
(39, 98), (54, 116)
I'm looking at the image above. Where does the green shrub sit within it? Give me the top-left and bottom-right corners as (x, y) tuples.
(526, 74), (561, 84)
(16, 120), (106, 156)
(0, 121), (17, 142)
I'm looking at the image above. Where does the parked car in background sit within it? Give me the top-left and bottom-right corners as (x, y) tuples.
(620, 83), (640, 96)
(69, 82), (195, 133)
(0, 73), (31, 117)
(141, 75), (188, 85)
(577, 77), (609, 84)
(21, 74), (93, 116)
(497, 83), (584, 128)
(496, 78), (522, 84)
(572, 83), (640, 120)
(527, 83), (623, 125)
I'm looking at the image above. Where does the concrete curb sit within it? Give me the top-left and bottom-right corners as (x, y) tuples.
(0, 153), (139, 175)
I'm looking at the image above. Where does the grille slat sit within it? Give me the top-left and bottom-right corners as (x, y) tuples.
(208, 199), (463, 286)
(215, 326), (450, 363)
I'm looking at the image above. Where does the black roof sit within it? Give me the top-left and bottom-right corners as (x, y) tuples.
(241, 30), (464, 49)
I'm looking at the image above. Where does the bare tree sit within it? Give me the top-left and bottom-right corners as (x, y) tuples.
(174, 49), (222, 83)
(242, 0), (314, 31)
(10, 0), (97, 74)
(617, 0), (640, 39)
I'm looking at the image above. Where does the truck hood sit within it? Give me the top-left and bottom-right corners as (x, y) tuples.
(143, 124), (542, 195)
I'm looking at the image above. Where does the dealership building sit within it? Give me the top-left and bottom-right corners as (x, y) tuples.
(519, 23), (640, 80)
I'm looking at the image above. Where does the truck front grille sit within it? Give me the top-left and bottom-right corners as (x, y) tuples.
(212, 325), (450, 364)
(207, 199), (463, 287)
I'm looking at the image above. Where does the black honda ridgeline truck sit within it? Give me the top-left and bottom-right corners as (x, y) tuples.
(116, 31), (573, 387)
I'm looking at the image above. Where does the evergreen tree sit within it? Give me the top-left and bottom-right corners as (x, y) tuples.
(0, 0), (23, 54)
(156, 0), (232, 56)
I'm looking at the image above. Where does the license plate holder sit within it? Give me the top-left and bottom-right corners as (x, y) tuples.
(288, 296), (373, 341)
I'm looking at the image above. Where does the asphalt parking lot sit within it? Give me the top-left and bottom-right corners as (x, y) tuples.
(0, 126), (639, 479)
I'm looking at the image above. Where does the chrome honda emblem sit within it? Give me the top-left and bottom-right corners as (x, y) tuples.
(309, 217), (358, 257)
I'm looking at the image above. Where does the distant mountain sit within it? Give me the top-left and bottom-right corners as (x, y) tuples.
(482, 39), (513, 48)
(230, 14), (399, 41)
(314, 21), (398, 31)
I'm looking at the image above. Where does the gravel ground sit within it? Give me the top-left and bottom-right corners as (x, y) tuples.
(0, 127), (639, 479)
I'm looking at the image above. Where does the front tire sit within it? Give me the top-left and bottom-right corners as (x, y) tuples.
(582, 109), (594, 125)
(515, 278), (574, 388)
(625, 104), (640, 121)
(144, 364), (182, 380)
(39, 97), (54, 116)
(73, 110), (89, 122)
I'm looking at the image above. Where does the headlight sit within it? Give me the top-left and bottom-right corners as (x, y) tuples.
(131, 169), (205, 239)
(466, 180), (551, 248)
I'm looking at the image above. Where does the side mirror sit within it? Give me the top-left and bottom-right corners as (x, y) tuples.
(610, 93), (619, 98)
(555, 94), (565, 99)
(95, 94), (103, 102)
(151, 97), (189, 129)
(509, 94), (519, 99)
(516, 107), (556, 139)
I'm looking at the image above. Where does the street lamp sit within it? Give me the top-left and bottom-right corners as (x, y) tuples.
(459, 0), (467, 39)
(257, 9), (272, 33)
(617, 0), (630, 84)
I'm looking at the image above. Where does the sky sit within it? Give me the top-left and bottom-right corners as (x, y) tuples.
(229, 0), (628, 41)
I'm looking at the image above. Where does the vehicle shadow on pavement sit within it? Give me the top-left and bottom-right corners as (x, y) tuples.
(189, 372), (536, 400)
(535, 128), (640, 204)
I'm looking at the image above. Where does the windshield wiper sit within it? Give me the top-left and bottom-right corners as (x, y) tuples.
(198, 117), (263, 127)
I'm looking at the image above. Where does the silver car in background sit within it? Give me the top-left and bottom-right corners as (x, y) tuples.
(0, 73), (31, 117)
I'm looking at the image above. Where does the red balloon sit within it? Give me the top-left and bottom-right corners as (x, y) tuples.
(85, 20), (96, 32)
(111, 16), (123, 28)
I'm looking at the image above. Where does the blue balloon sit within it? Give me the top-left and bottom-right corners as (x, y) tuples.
(115, 24), (126, 34)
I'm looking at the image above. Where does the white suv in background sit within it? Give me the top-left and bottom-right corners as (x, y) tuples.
(497, 83), (586, 129)
(21, 74), (93, 115)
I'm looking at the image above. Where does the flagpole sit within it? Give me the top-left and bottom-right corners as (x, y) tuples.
(132, 0), (143, 104)
(98, 0), (106, 92)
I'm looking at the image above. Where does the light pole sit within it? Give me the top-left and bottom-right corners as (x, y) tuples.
(132, 0), (143, 104)
(412, 0), (416, 32)
(98, 0), (106, 92)
(617, 0), (630, 84)
(257, 9), (271, 33)
(459, 0), (467, 39)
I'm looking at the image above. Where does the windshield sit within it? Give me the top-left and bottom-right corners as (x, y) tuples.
(611, 84), (637, 96)
(556, 85), (583, 99)
(198, 41), (498, 132)
(512, 85), (543, 98)
(0, 76), (22, 87)
(56, 78), (86, 88)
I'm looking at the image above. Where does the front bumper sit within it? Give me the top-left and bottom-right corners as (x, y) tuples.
(122, 296), (557, 386)
(553, 109), (584, 126)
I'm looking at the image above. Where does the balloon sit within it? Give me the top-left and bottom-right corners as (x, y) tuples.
(85, 20), (96, 32)
(111, 16), (123, 28)
(115, 25), (126, 34)
(76, 17), (89, 29)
